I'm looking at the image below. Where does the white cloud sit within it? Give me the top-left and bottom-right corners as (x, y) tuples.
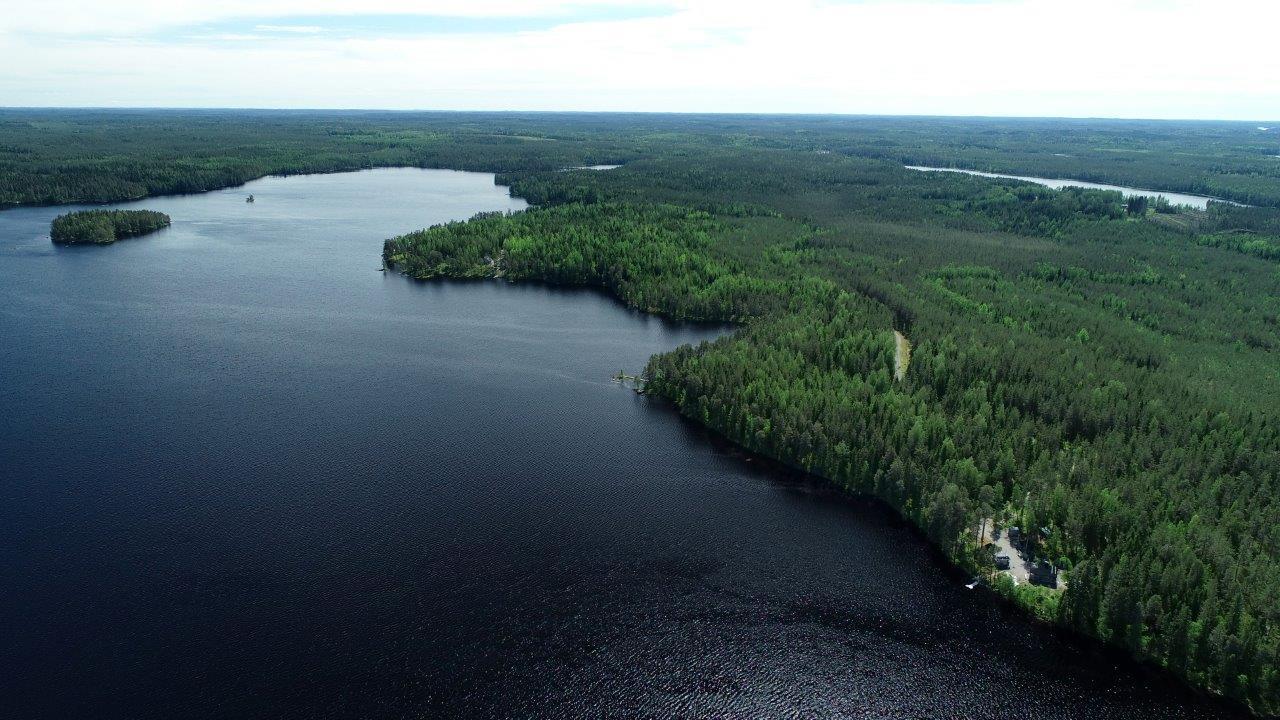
(1, 0), (1278, 119)
(0, 0), (660, 35)
(254, 25), (326, 34)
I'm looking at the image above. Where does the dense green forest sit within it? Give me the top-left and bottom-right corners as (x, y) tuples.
(3, 110), (1279, 207)
(7, 110), (1280, 715)
(49, 209), (170, 244)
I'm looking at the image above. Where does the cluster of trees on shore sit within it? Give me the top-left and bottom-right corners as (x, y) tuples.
(9, 109), (1280, 714)
(50, 209), (170, 244)
(384, 144), (1280, 714)
(384, 204), (801, 321)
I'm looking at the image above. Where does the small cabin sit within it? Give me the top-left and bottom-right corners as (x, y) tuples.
(1029, 559), (1058, 587)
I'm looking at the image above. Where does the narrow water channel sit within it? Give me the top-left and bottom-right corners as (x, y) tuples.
(906, 165), (1240, 209)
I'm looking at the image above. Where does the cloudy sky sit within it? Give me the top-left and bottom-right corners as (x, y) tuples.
(1, 0), (1276, 119)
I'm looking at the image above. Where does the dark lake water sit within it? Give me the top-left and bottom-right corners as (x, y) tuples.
(0, 169), (1246, 719)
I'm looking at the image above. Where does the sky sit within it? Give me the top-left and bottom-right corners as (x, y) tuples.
(1, 0), (1277, 120)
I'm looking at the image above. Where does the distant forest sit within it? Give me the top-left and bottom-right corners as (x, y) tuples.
(5, 110), (1280, 715)
(2, 110), (1280, 208)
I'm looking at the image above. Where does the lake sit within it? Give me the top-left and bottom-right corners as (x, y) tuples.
(0, 169), (1246, 718)
(906, 165), (1239, 209)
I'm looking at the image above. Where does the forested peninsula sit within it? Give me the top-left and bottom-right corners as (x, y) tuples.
(384, 149), (1280, 716)
(50, 209), (170, 244)
(7, 110), (1280, 715)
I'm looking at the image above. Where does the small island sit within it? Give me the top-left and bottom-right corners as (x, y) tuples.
(50, 209), (171, 245)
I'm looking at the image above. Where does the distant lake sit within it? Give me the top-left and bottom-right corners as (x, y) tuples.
(906, 165), (1239, 209)
(0, 169), (1246, 718)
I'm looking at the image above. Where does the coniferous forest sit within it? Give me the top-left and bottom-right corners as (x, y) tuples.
(49, 209), (170, 244)
(6, 109), (1280, 714)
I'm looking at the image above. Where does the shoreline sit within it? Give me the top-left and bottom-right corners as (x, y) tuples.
(29, 163), (1266, 717)
(385, 241), (1262, 719)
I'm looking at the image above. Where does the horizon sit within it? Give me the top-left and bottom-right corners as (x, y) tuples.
(3, 0), (1278, 121)
(2, 107), (1277, 125)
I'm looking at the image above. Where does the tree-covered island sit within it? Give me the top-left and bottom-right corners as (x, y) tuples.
(50, 209), (171, 245)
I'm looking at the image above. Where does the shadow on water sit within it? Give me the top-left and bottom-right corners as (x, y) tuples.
(399, 275), (739, 337)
